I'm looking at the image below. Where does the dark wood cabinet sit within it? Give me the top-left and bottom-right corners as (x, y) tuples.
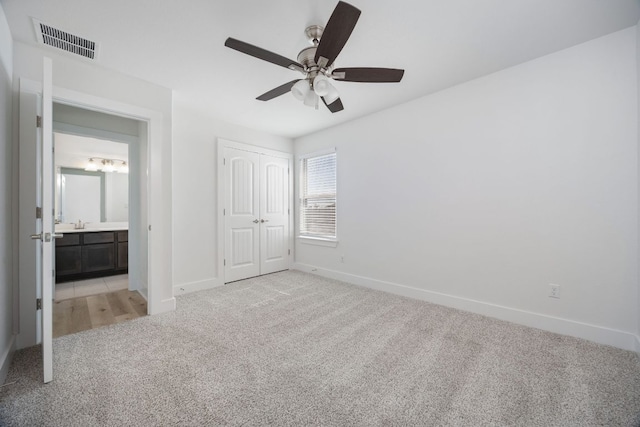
(82, 243), (115, 272)
(117, 243), (128, 269)
(83, 232), (115, 245)
(55, 246), (82, 276)
(117, 231), (128, 269)
(55, 230), (128, 282)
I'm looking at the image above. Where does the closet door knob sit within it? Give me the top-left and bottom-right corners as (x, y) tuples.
(260, 219), (269, 223)
(252, 219), (259, 223)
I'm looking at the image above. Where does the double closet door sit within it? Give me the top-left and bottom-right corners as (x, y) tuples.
(224, 146), (290, 283)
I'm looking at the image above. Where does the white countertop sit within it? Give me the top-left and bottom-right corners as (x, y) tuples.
(55, 222), (128, 233)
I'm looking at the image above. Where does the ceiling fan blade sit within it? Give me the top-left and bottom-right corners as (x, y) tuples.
(322, 97), (344, 113)
(332, 67), (405, 83)
(257, 80), (301, 101)
(314, 2), (361, 68)
(225, 38), (304, 72)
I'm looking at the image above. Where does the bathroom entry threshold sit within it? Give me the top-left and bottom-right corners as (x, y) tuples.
(53, 288), (147, 338)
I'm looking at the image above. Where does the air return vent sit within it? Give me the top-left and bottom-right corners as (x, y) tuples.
(32, 18), (99, 60)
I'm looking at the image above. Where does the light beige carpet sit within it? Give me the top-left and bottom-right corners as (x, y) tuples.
(1, 270), (639, 426)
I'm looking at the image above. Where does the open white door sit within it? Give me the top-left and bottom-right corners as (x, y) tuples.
(38, 57), (54, 383)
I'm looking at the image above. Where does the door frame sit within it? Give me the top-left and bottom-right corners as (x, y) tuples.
(217, 138), (293, 284)
(17, 78), (172, 349)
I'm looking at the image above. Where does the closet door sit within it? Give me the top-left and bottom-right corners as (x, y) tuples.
(259, 155), (289, 275)
(224, 147), (260, 282)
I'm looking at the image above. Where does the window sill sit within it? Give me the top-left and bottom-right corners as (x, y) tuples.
(297, 236), (339, 248)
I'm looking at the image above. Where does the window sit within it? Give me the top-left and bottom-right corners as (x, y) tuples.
(299, 150), (337, 241)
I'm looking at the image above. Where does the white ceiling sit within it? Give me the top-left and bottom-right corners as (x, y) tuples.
(2, 0), (639, 138)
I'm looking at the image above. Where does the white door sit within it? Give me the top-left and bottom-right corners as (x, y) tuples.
(33, 57), (54, 383)
(224, 148), (261, 282)
(259, 155), (289, 275)
(224, 147), (290, 282)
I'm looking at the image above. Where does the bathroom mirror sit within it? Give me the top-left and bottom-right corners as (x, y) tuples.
(57, 168), (105, 223)
(56, 167), (129, 224)
(54, 132), (129, 225)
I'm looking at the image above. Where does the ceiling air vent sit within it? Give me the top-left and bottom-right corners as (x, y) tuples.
(32, 18), (99, 60)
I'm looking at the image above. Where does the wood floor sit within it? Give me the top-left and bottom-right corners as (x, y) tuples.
(53, 289), (147, 338)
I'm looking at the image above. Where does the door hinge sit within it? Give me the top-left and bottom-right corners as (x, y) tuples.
(223, 208), (225, 216)
(288, 249), (290, 255)
(288, 208), (290, 215)
(36, 115), (42, 128)
(223, 158), (226, 166)
(223, 259), (226, 266)
(36, 298), (42, 310)
(36, 206), (42, 219)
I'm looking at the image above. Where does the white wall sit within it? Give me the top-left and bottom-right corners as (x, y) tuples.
(294, 28), (639, 350)
(171, 94), (293, 293)
(0, 4), (14, 384)
(129, 121), (149, 297)
(637, 22), (640, 352)
(53, 103), (139, 137)
(13, 41), (174, 347)
(105, 172), (129, 222)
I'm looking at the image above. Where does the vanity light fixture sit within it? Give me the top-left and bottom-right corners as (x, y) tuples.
(84, 157), (129, 173)
(101, 159), (116, 173)
(84, 158), (98, 171)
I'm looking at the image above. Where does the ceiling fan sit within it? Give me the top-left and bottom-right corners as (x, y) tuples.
(224, 1), (404, 113)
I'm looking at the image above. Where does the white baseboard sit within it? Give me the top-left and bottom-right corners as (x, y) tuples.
(128, 273), (147, 295)
(136, 288), (148, 301)
(0, 335), (16, 385)
(173, 277), (223, 296)
(293, 263), (638, 352)
(148, 297), (176, 315)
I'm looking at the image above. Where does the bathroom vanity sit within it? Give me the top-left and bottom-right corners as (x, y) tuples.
(55, 225), (128, 283)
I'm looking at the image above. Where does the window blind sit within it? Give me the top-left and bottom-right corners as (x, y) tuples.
(300, 152), (336, 238)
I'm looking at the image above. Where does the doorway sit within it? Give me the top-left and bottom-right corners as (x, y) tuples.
(50, 125), (146, 337)
(221, 141), (293, 283)
(17, 73), (170, 383)
(17, 87), (152, 346)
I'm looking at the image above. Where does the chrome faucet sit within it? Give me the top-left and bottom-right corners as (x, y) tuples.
(74, 220), (85, 230)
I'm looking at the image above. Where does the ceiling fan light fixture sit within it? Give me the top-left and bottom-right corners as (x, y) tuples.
(303, 90), (318, 108)
(313, 74), (332, 96)
(323, 84), (340, 105)
(291, 80), (310, 101)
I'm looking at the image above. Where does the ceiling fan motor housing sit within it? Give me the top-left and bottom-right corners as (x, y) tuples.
(297, 45), (333, 82)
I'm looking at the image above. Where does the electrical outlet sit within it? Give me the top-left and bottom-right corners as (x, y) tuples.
(549, 284), (561, 299)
